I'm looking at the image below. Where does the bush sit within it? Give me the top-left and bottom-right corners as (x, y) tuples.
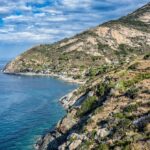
(97, 83), (106, 96)
(98, 143), (109, 150)
(125, 87), (139, 99)
(77, 96), (97, 117)
(88, 65), (111, 77)
(88, 68), (98, 76)
(144, 53), (150, 60)
(119, 73), (150, 90)
(91, 130), (97, 139)
(59, 54), (69, 60)
(113, 113), (126, 119)
(123, 104), (138, 113)
(128, 63), (139, 70)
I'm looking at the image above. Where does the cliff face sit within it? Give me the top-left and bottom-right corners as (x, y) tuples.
(3, 3), (150, 150)
(3, 3), (150, 83)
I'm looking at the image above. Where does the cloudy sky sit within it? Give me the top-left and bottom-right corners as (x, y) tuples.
(0, 0), (149, 59)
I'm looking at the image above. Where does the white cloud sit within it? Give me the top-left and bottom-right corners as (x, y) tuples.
(0, 0), (149, 44)
(59, 0), (92, 8)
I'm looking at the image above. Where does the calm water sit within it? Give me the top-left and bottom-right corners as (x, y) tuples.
(0, 59), (77, 150)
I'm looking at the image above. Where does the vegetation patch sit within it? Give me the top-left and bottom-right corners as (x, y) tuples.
(98, 143), (109, 150)
(88, 65), (112, 77)
(125, 87), (139, 99)
(123, 104), (138, 113)
(128, 62), (139, 70)
(77, 96), (98, 117)
(144, 53), (150, 60)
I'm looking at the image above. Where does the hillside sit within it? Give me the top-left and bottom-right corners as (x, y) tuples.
(35, 54), (150, 150)
(3, 3), (150, 150)
(3, 3), (150, 83)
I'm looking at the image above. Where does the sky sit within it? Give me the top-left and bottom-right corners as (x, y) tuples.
(0, 0), (149, 59)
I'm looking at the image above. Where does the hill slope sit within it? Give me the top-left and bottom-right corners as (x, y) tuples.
(3, 3), (150, 150)
(35, 54), (150, 150)
(3, 3), (150, 83)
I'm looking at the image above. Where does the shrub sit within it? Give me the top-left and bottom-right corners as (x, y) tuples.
(128, 62), (139, 70)
(118, 73), (150, 90)
(59, 54), (69, 60)
(77, 96), (97, 117)
(123, 104), (138, 113)
(113, 113), (126, 119)
(88, 65), (111, 77)
(98, 143), (109, 150)
(125, 87), (139, 99)
(91, 130), (97, 139)
(144, 53), (150, 60)
(88, 68), (98, 76)
(96, 81), (114, 97)
(79, 140), (94, 150)
(97, 83), (106, 96)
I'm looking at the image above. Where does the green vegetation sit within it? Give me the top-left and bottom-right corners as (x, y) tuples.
(77, 96), (97, 117)
(120, 18), (149, 31)
(79, 140), (94, 150)
(115, 44), (137, 57)
(125, 87), (139, 99)
(91, 130), (97, 139)
(96, 80), (114, 98)
(98, 143), (109, 150)
(128, 62), (139, 70)
(124, 73), (150, 88)
(59, 54), (69, 61)
(88, 65), (111, 77)
(123, 104), (138, 113)
(97, 43), (110, 53)
(144, 53), (150, 60)
(117, 73), (150, 91)
(113, 112), (126, 119)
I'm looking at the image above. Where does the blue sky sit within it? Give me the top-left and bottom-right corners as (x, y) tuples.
(0, 0), (149, 59)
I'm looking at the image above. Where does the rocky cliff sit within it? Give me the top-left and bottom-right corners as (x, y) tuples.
(3, 3), (150, 150)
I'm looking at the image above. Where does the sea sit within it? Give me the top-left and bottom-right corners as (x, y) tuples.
(0, 59), (77, 150)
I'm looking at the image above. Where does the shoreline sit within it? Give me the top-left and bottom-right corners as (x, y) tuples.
(3, 70), (84, 149)
(3, 71), (85, 84)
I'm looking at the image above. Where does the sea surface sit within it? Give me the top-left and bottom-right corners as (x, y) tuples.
(0, 59), (77, 150)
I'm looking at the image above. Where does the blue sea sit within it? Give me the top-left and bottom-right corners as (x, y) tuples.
(0, 59), (77, 150)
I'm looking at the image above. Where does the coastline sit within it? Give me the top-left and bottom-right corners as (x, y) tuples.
(3, 71), (85, 84)
(3, 70), (82, 149)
